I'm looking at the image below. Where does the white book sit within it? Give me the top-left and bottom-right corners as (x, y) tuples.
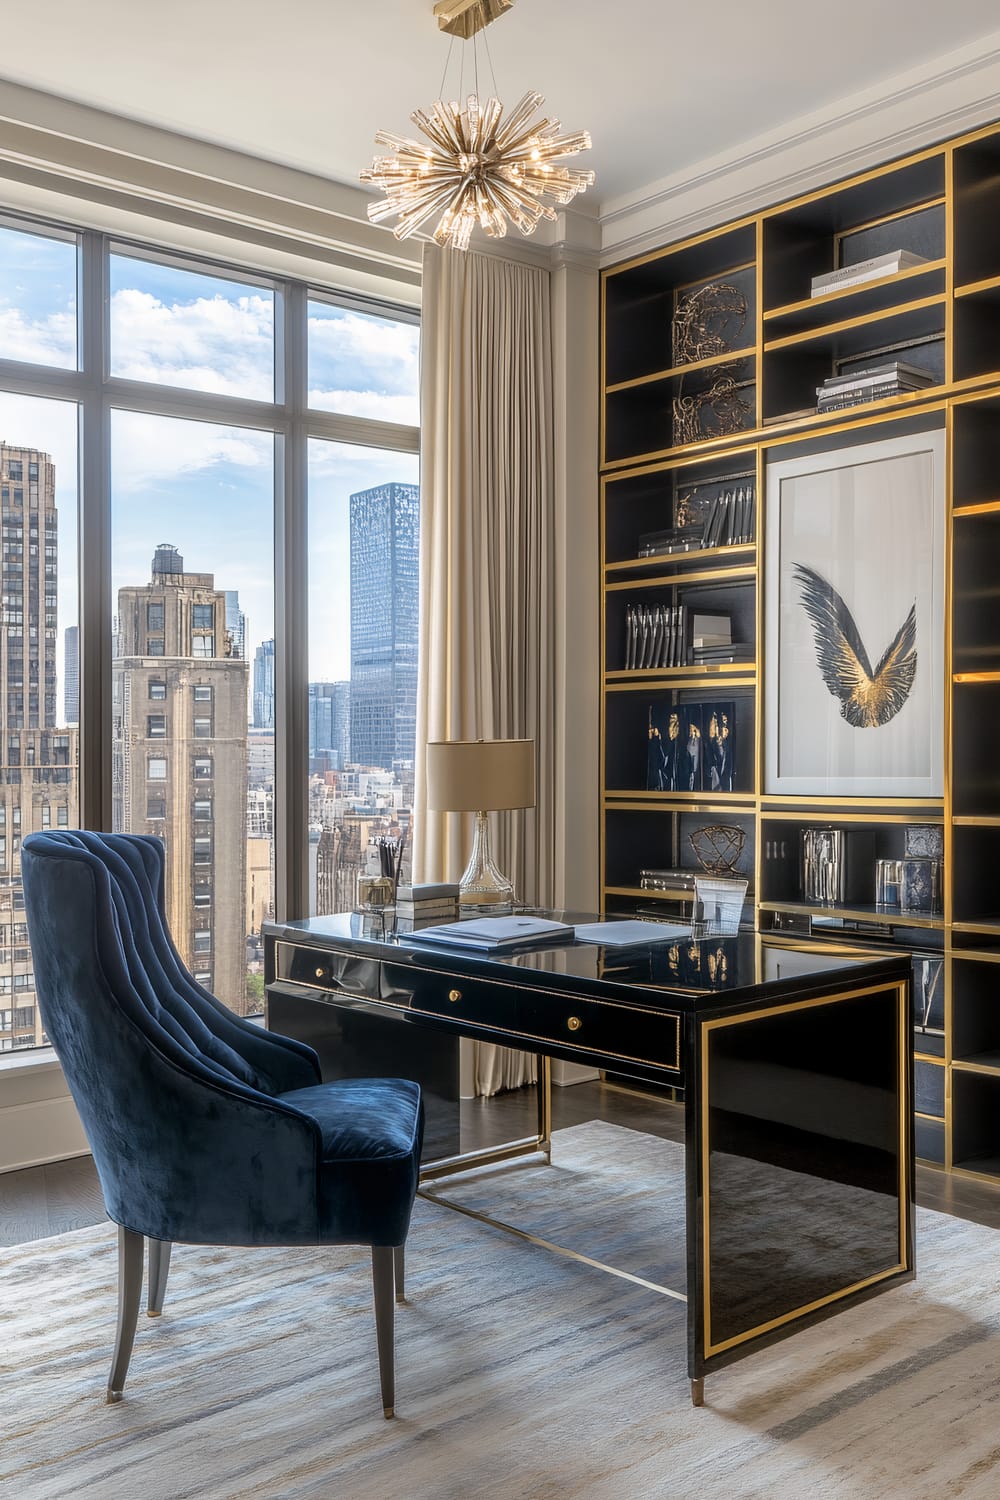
(816, 370), (928, 397)
(822, 360), (934, 389)
(811, 250), (927, 298)
(408, 915), (572, 951)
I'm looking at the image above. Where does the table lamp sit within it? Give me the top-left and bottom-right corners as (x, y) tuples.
(425, 738), (535, 908)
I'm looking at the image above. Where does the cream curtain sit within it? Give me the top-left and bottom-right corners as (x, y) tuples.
(414, 244), (556, 1096)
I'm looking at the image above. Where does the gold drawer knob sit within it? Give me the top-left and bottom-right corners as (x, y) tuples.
(314, 966), (326, 980)
(448, 988), (462, 1003)
(567, 1015), (582, 1032)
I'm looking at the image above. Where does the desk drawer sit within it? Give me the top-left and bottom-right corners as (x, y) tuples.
(400, 967), (519, 1031)
(275, 941), (382, 1001)
(519, 991), (681, 1073)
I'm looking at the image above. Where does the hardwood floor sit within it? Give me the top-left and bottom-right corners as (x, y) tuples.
(4, 1079), (1000, 1247)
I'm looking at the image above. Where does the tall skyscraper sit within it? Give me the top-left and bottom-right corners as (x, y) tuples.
(112, 544), (248, 1011)
(63, 624), (79, 724)
(349, 482), (419, 770)
(0, 444), (78, 1049)
(225, 590), (247, 667)
(253, 638), (275, 729)
(308, 680), (350, 771)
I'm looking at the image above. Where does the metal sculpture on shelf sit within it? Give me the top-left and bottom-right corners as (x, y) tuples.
(672, 281), (747, 366)
(672, 369), (752, 447)
(688, 823), (746, 876)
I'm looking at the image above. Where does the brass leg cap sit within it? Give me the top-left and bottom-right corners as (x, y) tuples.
(106, 1390), (124, 1404)
(147, 1309), (162, 1318)
(383, 1406), (395, 1420)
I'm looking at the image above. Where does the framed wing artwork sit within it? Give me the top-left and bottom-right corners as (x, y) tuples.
(764, 429), (945, 797)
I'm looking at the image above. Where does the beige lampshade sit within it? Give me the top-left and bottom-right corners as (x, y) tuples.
(425, 739), (535, 813)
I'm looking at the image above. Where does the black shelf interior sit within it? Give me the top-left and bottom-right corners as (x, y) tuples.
(952, 1068), (1000, 1172)
(603, 805), (755, 893)
(762, 306), (945, 424)
(604, 453), (756, 567)
(952, 396), (1000, 506)
(953, 956), (1000, 1062)
(761, 157), (945, 310)
(604, 685), (755, 796)
(759, 817), (943, 911)
(953, 683), (1000, 813)
(605, 577), (755, 675)
(604, 225), (756, 387)
(953, 131), (1000, 288)
(952, 825), (1000, 924)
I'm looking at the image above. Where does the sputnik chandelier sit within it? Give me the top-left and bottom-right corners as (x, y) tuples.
(361, 0), (595, 252)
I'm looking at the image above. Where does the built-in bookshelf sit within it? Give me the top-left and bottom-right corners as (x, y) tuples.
(600, 117), (1000, 1183)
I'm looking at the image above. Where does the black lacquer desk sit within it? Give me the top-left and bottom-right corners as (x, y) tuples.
(263, 915), (914, 1404)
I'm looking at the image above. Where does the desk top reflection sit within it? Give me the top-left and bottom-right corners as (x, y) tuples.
(267, 910), (906, 1015)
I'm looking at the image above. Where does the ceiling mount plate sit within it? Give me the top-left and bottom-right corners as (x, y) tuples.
(433, 0), (514, 39)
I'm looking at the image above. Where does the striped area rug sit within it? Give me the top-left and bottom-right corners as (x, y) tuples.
(3, 1120), (1000, 1499)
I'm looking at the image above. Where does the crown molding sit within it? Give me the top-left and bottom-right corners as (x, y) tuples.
(600, 30), (1000, 263)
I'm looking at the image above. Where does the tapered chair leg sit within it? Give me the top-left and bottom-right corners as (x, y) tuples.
(371, 1246), (395, 1419)
(147, 1238), (172, 1316)
(393, 1244), (405, 1303)
(107, 1226), (144, 1403)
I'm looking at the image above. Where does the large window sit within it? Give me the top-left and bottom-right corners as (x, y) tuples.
(0, 214), (419, 1046)
(306, 442), (419, 916)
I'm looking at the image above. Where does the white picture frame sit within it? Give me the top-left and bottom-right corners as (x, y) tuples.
(764, 429), (945, 797)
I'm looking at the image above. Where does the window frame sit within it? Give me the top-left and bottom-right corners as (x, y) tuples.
(0, 208), (419, 1055)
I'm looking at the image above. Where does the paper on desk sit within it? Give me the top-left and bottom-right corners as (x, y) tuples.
(572, 920), (691, 946)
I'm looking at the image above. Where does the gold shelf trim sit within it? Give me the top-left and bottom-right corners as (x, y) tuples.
(764, 293), (945, 354)
(953, 501), (1000, 517)
(761, 809), (942, 825)
(605, 565), (755, 593)
(954, 272), (1000, 299)
(760, 794), (943, 809)
(606, 345), (756, 395)
(604, 676), (756, 695)
(757, 900), (945, 930)
(603, 795), (756, 811)
(605, 543), (754, 575)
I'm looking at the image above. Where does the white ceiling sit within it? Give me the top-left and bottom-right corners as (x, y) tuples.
(3, 0), (1000, 213)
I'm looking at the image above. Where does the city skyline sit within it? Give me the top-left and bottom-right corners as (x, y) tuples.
(0, 226), (419, 687)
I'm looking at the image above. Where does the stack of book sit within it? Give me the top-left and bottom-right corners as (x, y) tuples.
(810, 248), (928, 298)
(701, 486), (754, 549)
(688, 610), (754, 668)
(815, 360), (935, 414)
(625, 602), (687, 669)
(394, 882), (461, 926)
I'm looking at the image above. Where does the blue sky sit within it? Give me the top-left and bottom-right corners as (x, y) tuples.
(0, 226), (420, 695)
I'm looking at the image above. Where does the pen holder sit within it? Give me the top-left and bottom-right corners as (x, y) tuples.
(356, 874), (395, 911)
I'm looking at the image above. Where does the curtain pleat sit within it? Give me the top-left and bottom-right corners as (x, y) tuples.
(414, 245), (556, 1096)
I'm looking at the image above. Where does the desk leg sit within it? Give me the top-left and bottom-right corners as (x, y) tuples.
(690, 1378), (704, 1407)
(537, 1055), (552, 1162)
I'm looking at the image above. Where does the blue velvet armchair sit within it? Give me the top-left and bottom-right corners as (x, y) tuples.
(21, 830), (423, 1418)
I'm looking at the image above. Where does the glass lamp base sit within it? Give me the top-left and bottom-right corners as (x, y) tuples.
(459, 810), (515, 909)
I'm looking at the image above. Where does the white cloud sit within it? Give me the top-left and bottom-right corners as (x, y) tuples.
(0, 308), (76, 368)
(110, 288), (274, 400)
(307, 387), (419, 424)
(111, 410), (273, 495)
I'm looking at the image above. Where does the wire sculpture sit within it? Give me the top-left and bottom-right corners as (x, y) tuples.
(672, 281), (747, 366)
(689, 824), (746, 876)
(672, 370), (752, 447)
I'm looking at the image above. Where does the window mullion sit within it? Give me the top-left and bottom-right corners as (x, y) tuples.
(79, 229), (112, 830)
(274, 282), (309, 922)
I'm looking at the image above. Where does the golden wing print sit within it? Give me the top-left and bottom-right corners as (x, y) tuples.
(793, 563), (917, 728)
